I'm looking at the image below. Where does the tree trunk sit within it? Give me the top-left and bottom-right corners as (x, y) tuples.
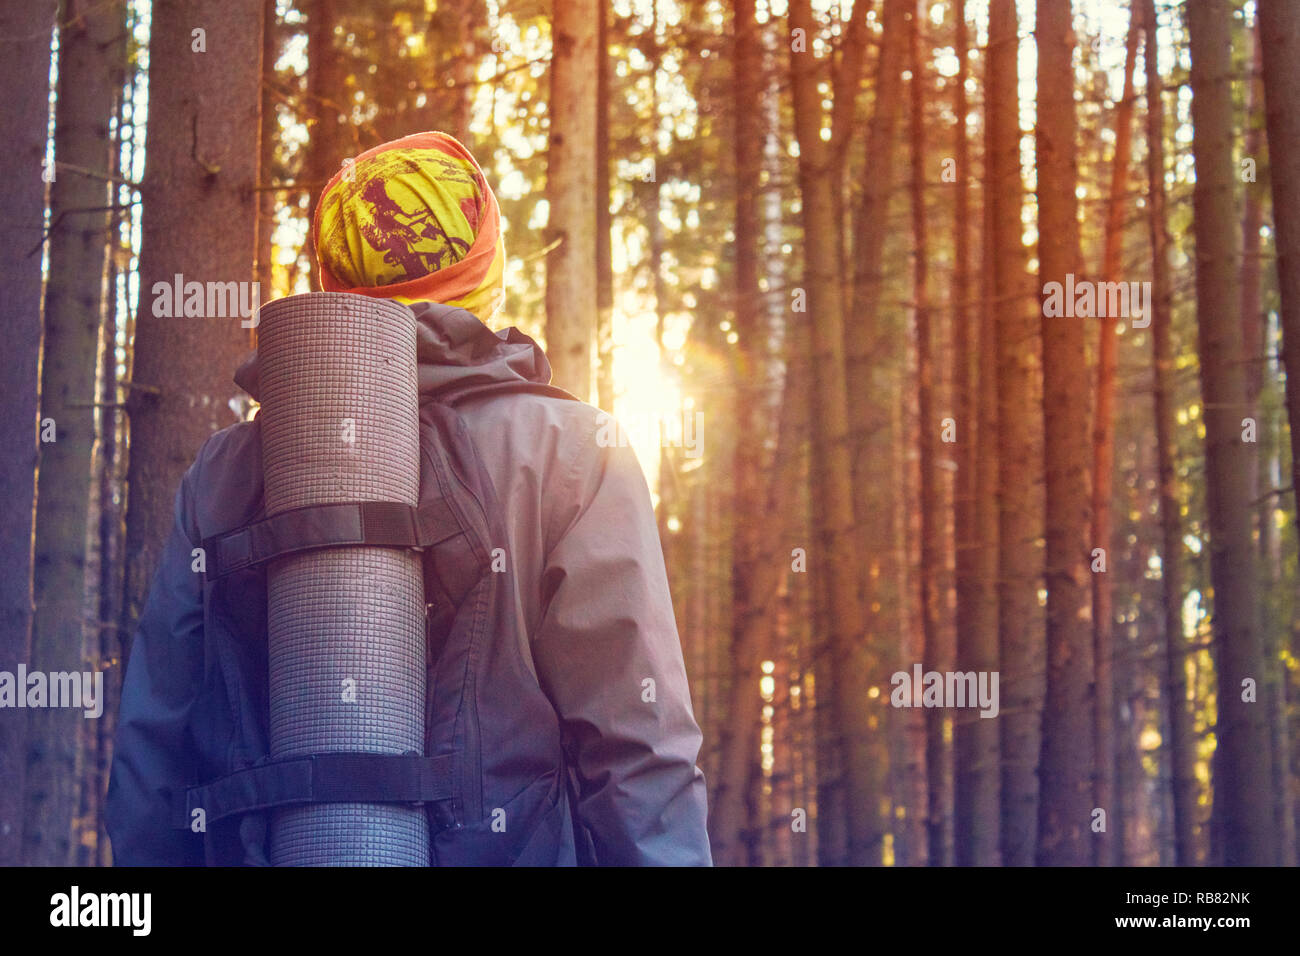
(595, 1), (614, 412)
(908, 0), (949, 867)
(832, 0), (908, 870)
(1138, 0), (1196, 868)
(122, 0), (263, 665)
(1257, 0), (1300, 869)
(24, 0), (127, 868)
(1035, 0), (1094, 868)
(1241, 21), (1265, 550)
(895, 375), (928, 865)
(427, 0), (481, 145)
(304, 0), (350, 289)
(987, 0), (1041, 868)
(788, 0), (873, 867)
(1089, 7), (1139, 869)
(712, 325), (810, 865)
(953, 0), (1001, 866)
(1187, 0), (1275, 866)
(830, 1), (869, 316)
(545, 0), (598, 399)
(972, 142), (1003, 866)
(93, 201), (126, 866)
(845, 0), (907, 732)
(1241, 10), (1294, 871)
(0, 0), (55, 867)
(832, 0), (890, 869)
(812, 565), (846, 865)
(847, 0), (908, 343)
(647, 2), (674, 546)
(711, 0), (767, 866)
(951, 0), (977, 864)
(257, 0), (279, 296)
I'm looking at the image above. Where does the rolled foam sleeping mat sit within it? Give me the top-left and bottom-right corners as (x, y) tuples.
(256, 292), (429, 866)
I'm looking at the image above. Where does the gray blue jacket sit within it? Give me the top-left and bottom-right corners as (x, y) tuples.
(105, 302), (712, 866)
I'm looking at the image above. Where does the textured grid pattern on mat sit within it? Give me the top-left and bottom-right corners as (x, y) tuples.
(272, 804), (429, 867)
(257, 293), (428, 866)
(268, 549), (426, 754)
(258, 293), (420, 513)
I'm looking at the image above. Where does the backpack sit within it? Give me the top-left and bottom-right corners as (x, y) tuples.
(171, 379), (598, 865)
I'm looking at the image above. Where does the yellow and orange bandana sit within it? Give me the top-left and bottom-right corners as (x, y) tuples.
(313, 131), (506, 323)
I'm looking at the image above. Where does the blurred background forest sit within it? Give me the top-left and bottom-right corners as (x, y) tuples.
(2, 0), (1299, 867)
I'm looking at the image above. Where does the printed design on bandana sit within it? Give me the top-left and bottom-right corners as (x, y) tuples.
(313, 131), (506, 324)
(317, 148), (484, 289)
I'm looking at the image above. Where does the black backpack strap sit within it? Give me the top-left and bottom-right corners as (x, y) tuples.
(171, 752), (456, 829)
(201, 497), (462, 582)
(201, 381), (579, 582)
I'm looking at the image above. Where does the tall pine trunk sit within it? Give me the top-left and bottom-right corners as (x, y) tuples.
(1241, 22), (1265, 546)
(951, 0), (977, 863)
(1035, 0), (1094, 868)
(988, 0), (1041, 867)
(545, 0), (598, 399)
(711, 0), (766, 866)
(1139, 0), (1196, 867)
(788, 0), (873, 867)
(595, 1), (614, 412)
(304, 0), (349, 288)
(893, 369), (929, 865)
(1240, 22), (1293, 867)
(1187, 0), (1275, 866)
(953, 0), (1000, 867)
(713, 323), (810, 865)
(427, 0), (481, 145)
(257, 0), (279, 296)
(908, 0), (949, 867)
(1258, 0), (1300, 870)
(122, 0), (263, 660)
(1089, 7), (1140, 868)
(840, 0), (909, 869)
(26, 0), (127, 867)
(0, 0), (55, 867)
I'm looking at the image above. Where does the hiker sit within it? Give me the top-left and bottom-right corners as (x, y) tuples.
(105, 131), (713, 866)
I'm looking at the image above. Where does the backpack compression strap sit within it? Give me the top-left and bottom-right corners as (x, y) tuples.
(200, 381), (580, 583)
(170, 752), (456, 830)
(200, 497), (462, 582)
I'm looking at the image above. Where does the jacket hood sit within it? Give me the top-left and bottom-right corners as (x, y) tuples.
(233, 300), (553, 403)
